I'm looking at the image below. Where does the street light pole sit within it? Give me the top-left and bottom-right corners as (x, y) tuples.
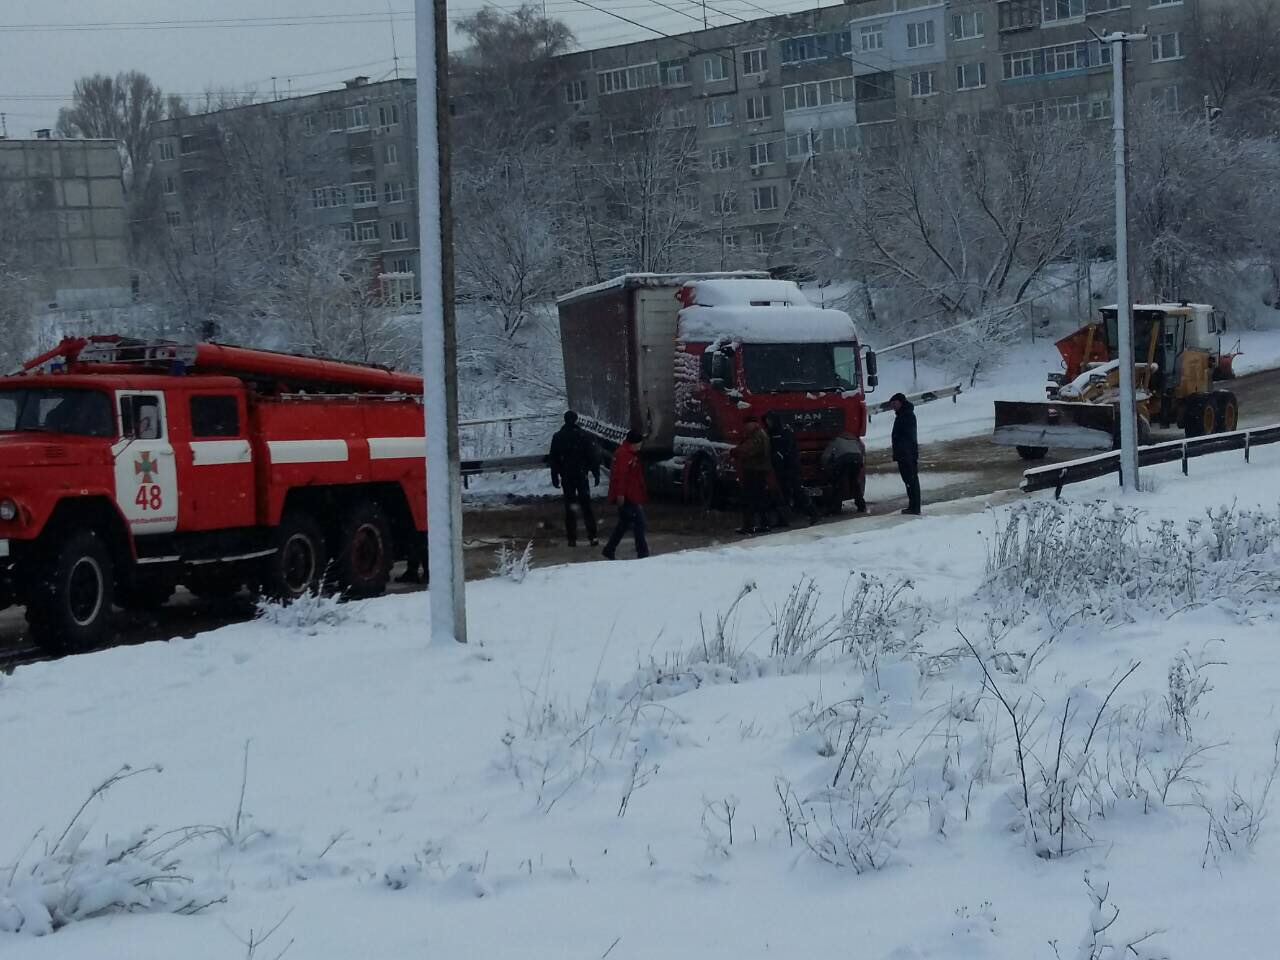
(416, 0), (467, 643)
(1105, 30), (1146, 492)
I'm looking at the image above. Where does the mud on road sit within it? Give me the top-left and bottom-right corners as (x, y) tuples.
(4, 366), (1278, 667)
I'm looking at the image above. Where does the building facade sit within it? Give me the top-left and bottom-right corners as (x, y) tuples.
(552, 0), (1207, 265)
(148, 77), (421, 303)
(0, 135), (131, 310)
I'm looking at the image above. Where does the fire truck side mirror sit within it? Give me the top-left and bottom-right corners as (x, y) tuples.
(864, 349), (879, 390)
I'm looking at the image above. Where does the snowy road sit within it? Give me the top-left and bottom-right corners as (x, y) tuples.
(4, 365), (1280, 667)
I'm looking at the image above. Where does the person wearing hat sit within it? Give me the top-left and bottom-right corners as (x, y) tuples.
(888, 393), (921, 515)
(602, 429), (650, 560)
(549, 410), (601, 547)
(733, 414), (774, 535)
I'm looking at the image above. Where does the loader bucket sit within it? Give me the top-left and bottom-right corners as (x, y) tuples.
(992, 400), (1116, 451)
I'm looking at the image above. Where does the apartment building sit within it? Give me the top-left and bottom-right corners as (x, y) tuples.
(0, 134), (131, 310)
(552, 0), (1207, 265)
(148, 77), (421, 303)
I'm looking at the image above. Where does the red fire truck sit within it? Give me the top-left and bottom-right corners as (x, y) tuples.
(0, 336), (427, 652)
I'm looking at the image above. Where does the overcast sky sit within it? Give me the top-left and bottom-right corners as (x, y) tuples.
(0, 0), (843, 136)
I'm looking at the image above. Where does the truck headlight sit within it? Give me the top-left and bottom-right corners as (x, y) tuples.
(0, 500), (15, 522)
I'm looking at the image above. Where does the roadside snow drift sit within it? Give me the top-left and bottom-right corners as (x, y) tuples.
(4, 445), (1280, 958)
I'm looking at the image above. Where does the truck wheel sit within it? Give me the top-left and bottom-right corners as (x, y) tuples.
(263, 512), (327, 602)
(1184, 395), (1216, 438)
(692, 457), (722, 510)
(25, 530), (115, 654)
(334, 501), (393, 598)
(1015, 445), (1049, 461)
(1213, 392), (1238, 433)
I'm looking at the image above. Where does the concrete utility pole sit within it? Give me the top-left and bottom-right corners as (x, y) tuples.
(416, 0), (468, 644)
(1104, 29), (1146, 492)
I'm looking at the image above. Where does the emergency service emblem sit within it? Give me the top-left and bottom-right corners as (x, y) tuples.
(134, 453), (159, 484)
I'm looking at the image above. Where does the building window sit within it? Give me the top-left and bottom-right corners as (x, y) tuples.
(752, 186), (778, 212)
(158, 141), (175, 161)
(1041, 0), (1085, 23)
(565, 79), (588, 103)
(705, 98), (733, 127)
(1001, 41), (1105, 80)
(713, 191), (737, 216)
(722, 233), (739, 251)
(1011, 95), (1084, 127)
(780, 31), (852, 65)
(661, 59), (689, 86)
(704, 54), (729, 82)
(861, 121), (896, 150)
(710, 146), (735, 170)
(742, 48), (767, 75)
(389, 220), (409, 242)
(666, 104), (694, 128)
(351, 181), (377, 206)
(1151, 32), (1183, 62)
(752, 229), (770, 254)
(165, 210), (182, 227)
(860, 24), (884, 51)
(384, 143), (399, 165)
(312, 185), (347, 209)
(597, 62), (659, 95)
(162, 175), (177, 195)
(906, 20), (935, 49)
(346, 105), (370, 130)
(378, 103), (400, 127)
(910, 70), (937, 97)
(1089, 90), (1113, 120)
(180, 135), (196, 155)
(1152, 84), (1182, 112)
(383, 181), (405, 204)
(856, 72), (895, 102)
(956, 62), (988, 91)
(782, 77), (854, 112)
(327, 109), (346, 132)
(952, 10), (984, 40)
(356, 220), (379, 242)
(785, 133), (810, 159)
(748, 141), (774, 167)
(392, 257), (414, 274)
(303, 115), (316, 136)
(744, 94), (771, 121)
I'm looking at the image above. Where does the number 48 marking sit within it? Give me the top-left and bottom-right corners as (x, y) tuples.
(135, 484), (163, 511)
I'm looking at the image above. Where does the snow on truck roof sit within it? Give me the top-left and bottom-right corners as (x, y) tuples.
(555, 271), (770, 305)
(1101, 303), (1213, 312)
(677, 280), (859, 344)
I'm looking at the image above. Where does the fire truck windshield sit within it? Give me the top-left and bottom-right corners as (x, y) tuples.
(741, 342), (859, 394)
(0, 388), (115, 438)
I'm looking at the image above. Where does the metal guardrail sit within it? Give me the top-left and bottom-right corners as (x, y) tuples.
(870, 383), (963, 414)
(460, 453), (549, 477)
(1022, 422), (1280, 497)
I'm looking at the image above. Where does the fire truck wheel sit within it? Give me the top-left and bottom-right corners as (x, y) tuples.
(264, 513), (328, 602)
(334, 501), (394, 598)
(26, 530), (115, 654)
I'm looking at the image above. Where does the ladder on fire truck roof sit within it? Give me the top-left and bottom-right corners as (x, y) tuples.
(22, 335), (424, 396)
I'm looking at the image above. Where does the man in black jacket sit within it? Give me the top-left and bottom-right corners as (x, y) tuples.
(549, 411), (601, 546)
(889, 393), (921, 515)
(764, 412), (818, 526)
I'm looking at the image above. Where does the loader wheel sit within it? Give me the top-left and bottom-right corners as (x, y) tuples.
(1184, 396), (1216, 438)
(263, 512), (327, 602)
(1016, 445), (1049, 462)
(1214, 392), (1238, 433)
(25, 530), (115, 655)
(334, 500), (394, 598)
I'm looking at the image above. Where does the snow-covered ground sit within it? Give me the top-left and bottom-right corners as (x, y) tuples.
(5, 441), (1280, 957)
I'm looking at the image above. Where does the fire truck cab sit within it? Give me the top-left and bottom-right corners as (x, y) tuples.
(0, 336), (428, 653)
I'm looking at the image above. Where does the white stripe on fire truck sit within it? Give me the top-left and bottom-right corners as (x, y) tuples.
(266, 439), (350, 464)
(190, 440), (252, 466)
(367, 437), (427, 460)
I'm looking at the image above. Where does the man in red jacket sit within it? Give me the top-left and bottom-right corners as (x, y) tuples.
(602, 429), (650, 560)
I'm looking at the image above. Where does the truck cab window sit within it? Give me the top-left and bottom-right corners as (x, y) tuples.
(120, 396), (163, 440)
(0, 389), (113, 438)
(190, 396), (240, 437)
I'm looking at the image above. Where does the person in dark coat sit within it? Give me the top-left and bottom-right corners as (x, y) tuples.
(889, 393), (921, 515)
(820, 432), (867, 516)
(602, 429), (650, 560)
(764, 412), (818, 526)
(549, 411), (601, 547)
(733, 415), (774, 535)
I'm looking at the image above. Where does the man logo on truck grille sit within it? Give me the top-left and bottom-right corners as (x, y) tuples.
(134, 452), (159, 484)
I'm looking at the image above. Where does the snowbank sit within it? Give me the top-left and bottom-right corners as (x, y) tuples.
(5, 444), (1280, 957)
